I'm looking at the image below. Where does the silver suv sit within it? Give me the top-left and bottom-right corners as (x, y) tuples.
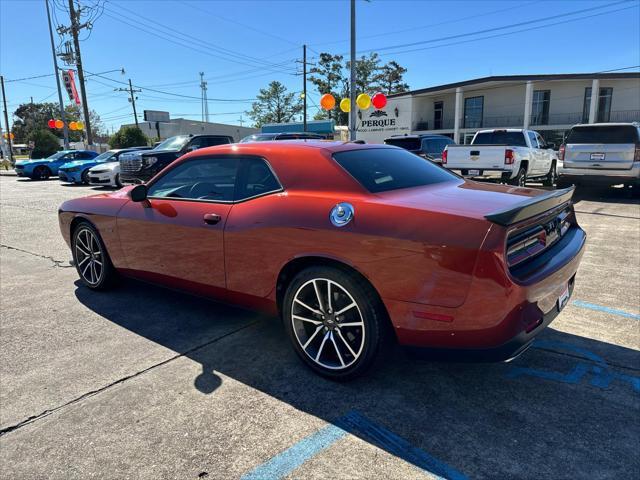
(558, 123), (640, 188)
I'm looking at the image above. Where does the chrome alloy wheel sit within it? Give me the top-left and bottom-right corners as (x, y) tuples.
(291, 278), (365, 370)
(75, 228), (104, 286)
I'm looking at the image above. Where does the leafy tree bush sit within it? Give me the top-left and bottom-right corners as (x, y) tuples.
(108, 126), (149, 148)
(248, 81), (302, 127)
(27, 129), (61, 158)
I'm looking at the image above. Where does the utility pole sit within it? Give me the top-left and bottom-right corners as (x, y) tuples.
(303, 44), (307, 132)
(237, 115), (244, 127)
(199, 72), (209, 123)
(45, 0), (69, 148)
(114, 79), (141, 127)
(66, 0), (93, 144)
(1, 76), (14, 163)
(349, 0), (356, 141)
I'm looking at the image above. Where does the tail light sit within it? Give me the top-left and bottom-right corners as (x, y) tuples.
(504, 149), (514, 165)
(559, 144), (566, 161)
(634, 144), (640, 162)
(442, 148), (448, 164)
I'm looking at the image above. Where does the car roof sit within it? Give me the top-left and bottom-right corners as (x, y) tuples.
(571, 123), (639, 128)
(385, 134), (452, 140)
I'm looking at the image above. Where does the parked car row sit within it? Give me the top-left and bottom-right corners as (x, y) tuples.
(385, 123), (639, 190)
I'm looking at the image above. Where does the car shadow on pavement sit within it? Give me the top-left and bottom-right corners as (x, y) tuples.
(74, 277), (640, 479)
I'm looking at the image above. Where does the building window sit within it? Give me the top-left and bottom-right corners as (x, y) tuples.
(464, 96), (483, 128)
(597, 87), (612, 122)
(582, 87), (614, 123)
(434, 101), (443, 130)
(531, 90), (550, 125)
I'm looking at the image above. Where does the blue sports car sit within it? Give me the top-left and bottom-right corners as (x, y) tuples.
(14, 150), (98, 180)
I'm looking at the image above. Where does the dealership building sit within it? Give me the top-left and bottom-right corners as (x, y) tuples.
(356, 72), (640, 145)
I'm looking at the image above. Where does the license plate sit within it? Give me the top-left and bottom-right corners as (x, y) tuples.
(557, 284), (570, 311)
(468, 169), (480, 175)
(590, 153), (605, 161)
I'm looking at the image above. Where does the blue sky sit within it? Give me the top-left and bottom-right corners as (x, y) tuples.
(1, 0), (639, 132)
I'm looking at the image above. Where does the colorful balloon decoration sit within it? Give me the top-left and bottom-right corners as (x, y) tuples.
(69, 121), (78, 130)
(54, 119), (64, 129)
(371, 92), (387, 110)
(339, 98), (351, 113)
(356, 93), (371, 110)
(76, 121), (84, 130)
(320, 93), (335, 110)
(47, 119), (56, 128)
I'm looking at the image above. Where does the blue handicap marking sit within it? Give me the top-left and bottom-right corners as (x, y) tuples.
(571, 300), (640, 320)
(506, 339), (640, 393)
(242, 410), (468, 480)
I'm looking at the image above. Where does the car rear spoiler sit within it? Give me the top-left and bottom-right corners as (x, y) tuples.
(485, 186), (575, 226)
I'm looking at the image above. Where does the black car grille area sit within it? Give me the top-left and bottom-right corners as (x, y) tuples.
(120, 157), (142, 174)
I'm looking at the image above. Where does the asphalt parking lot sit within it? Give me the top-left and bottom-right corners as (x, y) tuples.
(0, 173), (638, 480)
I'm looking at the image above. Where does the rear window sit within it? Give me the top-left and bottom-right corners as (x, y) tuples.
(384, 137), (421, 151)
(566, 125), (639, 144)
(423, 138), (454, 155)
(473, 131), (527, 146)
(333, 148), (458, 193)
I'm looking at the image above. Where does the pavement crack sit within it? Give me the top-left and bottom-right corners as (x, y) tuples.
(0, 244), (73, 268)
(0, 320), (261, 437)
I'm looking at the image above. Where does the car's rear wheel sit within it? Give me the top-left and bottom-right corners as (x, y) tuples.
(509, 166), (527, 187)
(283, 266), (386, 380)
(72, 222), (117, 290)
(33, 165), (51, 180)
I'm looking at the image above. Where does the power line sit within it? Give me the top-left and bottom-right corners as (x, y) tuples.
(360, 0), (634, 56)
(378, 3), (638, 58)
(102, 2), (297, 74)
(179, 0), (299, 46)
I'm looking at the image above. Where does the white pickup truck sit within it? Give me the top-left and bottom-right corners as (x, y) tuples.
(442, 129), (558, 186)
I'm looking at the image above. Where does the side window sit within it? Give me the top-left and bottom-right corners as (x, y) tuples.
(536, 133), (546, 148)
(236, 158), (281, 201)
(188, 137), (206, 150)
(79, 151), (93, 159)
(527, 131), (538, 148)
(205, 137), (230, 147)
(148, 157), (239, 202)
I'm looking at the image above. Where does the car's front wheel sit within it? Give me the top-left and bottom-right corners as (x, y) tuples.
(543, 161), (557, 187)
(72, 222), (117, 290)
(115, 173), (122, 188)
(81, 169), (90, 185)
(33, 165), (51, 180)
(283, 266), (386, 380)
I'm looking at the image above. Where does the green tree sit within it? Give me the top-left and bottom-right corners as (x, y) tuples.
(247, 81), (302, 127)
(108, 126), (148, 148)
(375, 61), (409, 95)
(27, 129), (61, 158)
(11, 102), (59, 143)
(309, 53), (345, 122)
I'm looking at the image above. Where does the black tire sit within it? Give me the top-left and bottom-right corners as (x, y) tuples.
(33, 165), (51, 180)
(283, 266), (387, 380)
(115, 173), (122, 188)
(509, 166), (527, 187)
(542, 161), (557, 187)
(71, 221), (117, 290)
(81, 169), (90, 185)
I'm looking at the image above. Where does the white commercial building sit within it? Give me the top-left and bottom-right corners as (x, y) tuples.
(356, 73), (640, 145)
(122, 117), (258, 143)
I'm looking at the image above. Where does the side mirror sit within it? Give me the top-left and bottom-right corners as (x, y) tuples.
(129, 184), (148, 202)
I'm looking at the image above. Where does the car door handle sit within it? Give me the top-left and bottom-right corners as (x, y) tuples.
(203, 213), (222, 225)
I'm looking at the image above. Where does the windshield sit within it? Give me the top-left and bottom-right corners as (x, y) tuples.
(333, 148), (458, 193)
(46, 151), (67, 160)
(566, 125), (640, 144)
(473, 131), (527, 146)
(94, 150), (117, 162)
(155, 135), (190, 151)
(384, 137), (422, 151)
